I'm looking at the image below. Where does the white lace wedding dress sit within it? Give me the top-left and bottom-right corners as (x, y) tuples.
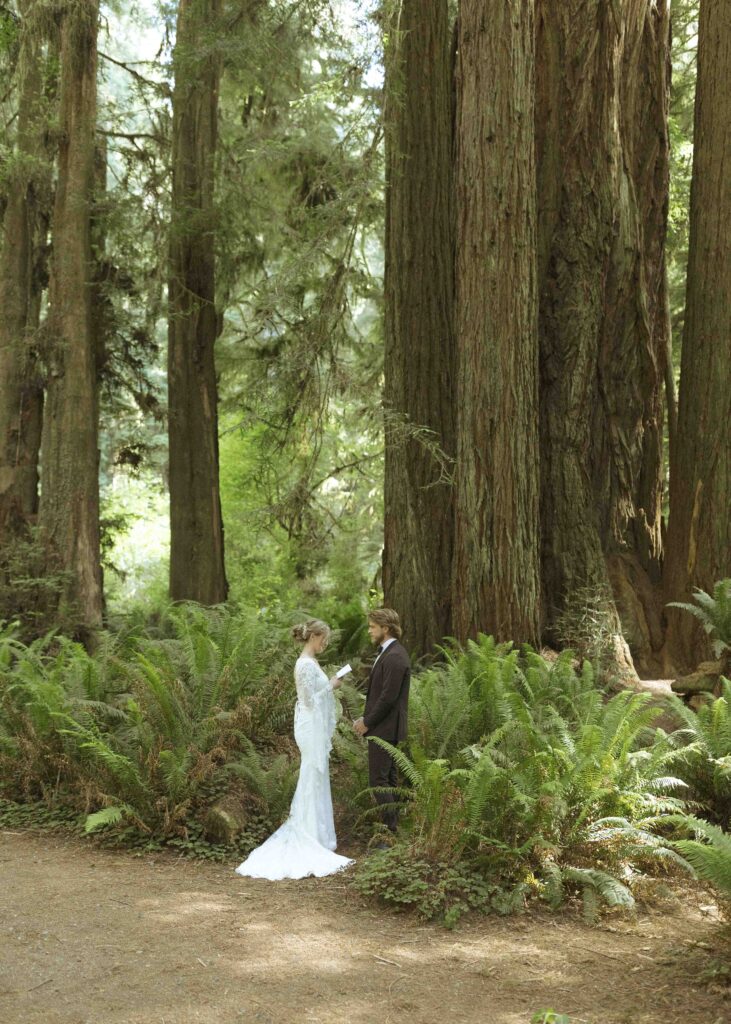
(234, 654), (354, 880)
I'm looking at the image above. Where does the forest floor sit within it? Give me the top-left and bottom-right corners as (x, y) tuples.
(1, 828), (730, 1024)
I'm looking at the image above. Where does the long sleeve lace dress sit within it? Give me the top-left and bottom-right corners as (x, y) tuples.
(234, 655), (354, 880)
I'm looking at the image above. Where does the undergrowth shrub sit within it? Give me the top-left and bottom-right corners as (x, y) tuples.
(0, 532), (72, 640)
(355, 636), (695, 922)
(663, 681), (731, 829)
(0, 606), (303, 839)
(5, 609), (729, 927)
(330, 702), (371, 838)
(659, 814), (731, 917)
(353, 844), (525, 926)
(668, 579), (731, 659)
(551, 582), (625, 677)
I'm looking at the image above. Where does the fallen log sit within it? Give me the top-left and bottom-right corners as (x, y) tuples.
(671, 659), (729, 697)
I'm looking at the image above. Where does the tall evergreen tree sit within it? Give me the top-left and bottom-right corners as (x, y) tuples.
(611, 0), (672, 670)
(0, 0), (47, 539)
(382, 0), (456, 654)
(535, 0), (671, 676)
(38, 0), (103, 637)
(665, 0), (731, 668)
(451, 0), (541, 646)
(168, 0), (227, 604)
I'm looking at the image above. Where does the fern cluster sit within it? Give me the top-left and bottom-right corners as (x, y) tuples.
(356, 636), (695, 920)
(4, 609), (731, 922)
(0, 606), (302, 839)
(663, 680), (731, 828)
(662, 814), (731, 911)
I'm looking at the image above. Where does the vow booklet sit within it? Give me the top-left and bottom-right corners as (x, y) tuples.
(336, 663), (352, 679)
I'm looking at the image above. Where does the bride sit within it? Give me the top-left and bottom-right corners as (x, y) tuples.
(235, 618), (354, 880)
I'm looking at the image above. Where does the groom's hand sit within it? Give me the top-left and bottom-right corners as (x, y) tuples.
(353, 717), (368, 736)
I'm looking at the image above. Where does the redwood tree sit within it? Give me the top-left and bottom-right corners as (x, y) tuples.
(451, 0), (541, 646)
(0, 1), (47, 539)
(535, 0), (671, 675)
(38, 0), (103, 635)
(168, 0), (228, 605)
(382, 0), (455, 654)
(665, 0), (731, 668)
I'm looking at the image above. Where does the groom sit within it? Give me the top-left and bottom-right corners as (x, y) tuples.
(353, 608), (411, 833)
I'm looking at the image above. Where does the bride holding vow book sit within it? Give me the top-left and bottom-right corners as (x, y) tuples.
(235, 619), (354, 880)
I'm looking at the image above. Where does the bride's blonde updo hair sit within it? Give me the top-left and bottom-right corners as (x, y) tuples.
(291, 618), (331, 645)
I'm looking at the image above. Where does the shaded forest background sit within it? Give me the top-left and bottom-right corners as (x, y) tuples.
(1, 0), (389, 643)
(0, 0), (728, 682)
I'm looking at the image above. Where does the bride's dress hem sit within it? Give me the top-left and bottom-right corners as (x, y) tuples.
(234, 818), (355, 881)
(234, 857), (354, 882)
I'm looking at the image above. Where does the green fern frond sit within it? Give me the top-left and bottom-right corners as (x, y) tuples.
(668, 580), (731, 657)
(84, 803), (136, 833)
(542, 861), (564, 909)
(158, 748), (193, 801)
(559, 866), (635, 909)
(366, 737), (424, 787)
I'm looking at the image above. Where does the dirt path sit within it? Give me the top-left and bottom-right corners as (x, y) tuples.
(1, 830), (728, 1024)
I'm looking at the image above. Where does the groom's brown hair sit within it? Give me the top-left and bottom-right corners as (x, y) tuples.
(368, 608), (402, 639)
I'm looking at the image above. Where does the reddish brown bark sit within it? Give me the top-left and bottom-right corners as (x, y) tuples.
(451, 0), (541, 646)
(168, 0), (228, 605)
(536, 0), (670, 677)
(382, 0), (455, 655)
(0, 0), (47, 539)
(39, 0), (103, 636)
(665, 0), (731, 669)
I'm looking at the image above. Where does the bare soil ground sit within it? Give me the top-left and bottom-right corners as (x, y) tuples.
(1, 829), (729, 1024)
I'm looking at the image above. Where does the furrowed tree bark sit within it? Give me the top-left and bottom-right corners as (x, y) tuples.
(665, 0), (731, 669)
(38, 0), (103, 637)
(382, 0), (455, 655)
(602, 1), (672, 673)
(168, 0), (228, 605)
(0, 0), (47, 539)
(451, 0), (541, 646)
(535, 0), (671, 678)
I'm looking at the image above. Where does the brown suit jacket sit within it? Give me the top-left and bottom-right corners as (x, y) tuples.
(363, 640), (410, 742)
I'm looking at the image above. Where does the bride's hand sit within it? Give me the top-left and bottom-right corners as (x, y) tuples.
(329, 675), (342, 690)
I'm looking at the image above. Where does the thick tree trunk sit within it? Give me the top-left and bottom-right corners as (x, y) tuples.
(38, 0), (103, 637)
(168, 0), (228, 605)
(0, 0), (46, 538)
(535, 0), (670, 678)
(604, 1), (671, 673)
(382, 0), (455, 655)
(665, 0), (731, 669)
(450, 0), (541, 646)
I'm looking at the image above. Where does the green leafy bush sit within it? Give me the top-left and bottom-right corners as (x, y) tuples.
(664, 681), (731, 828)
(330, 706), (371, 837)
(3, 610), (722, 930)
(356, 636), (691, 920)
(226, 736), (298, 824)
(661, 813), (731, 912)
(0, 606), (302, 837)
(353, 844), (524, 925)
(0, 532), (73, 641)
